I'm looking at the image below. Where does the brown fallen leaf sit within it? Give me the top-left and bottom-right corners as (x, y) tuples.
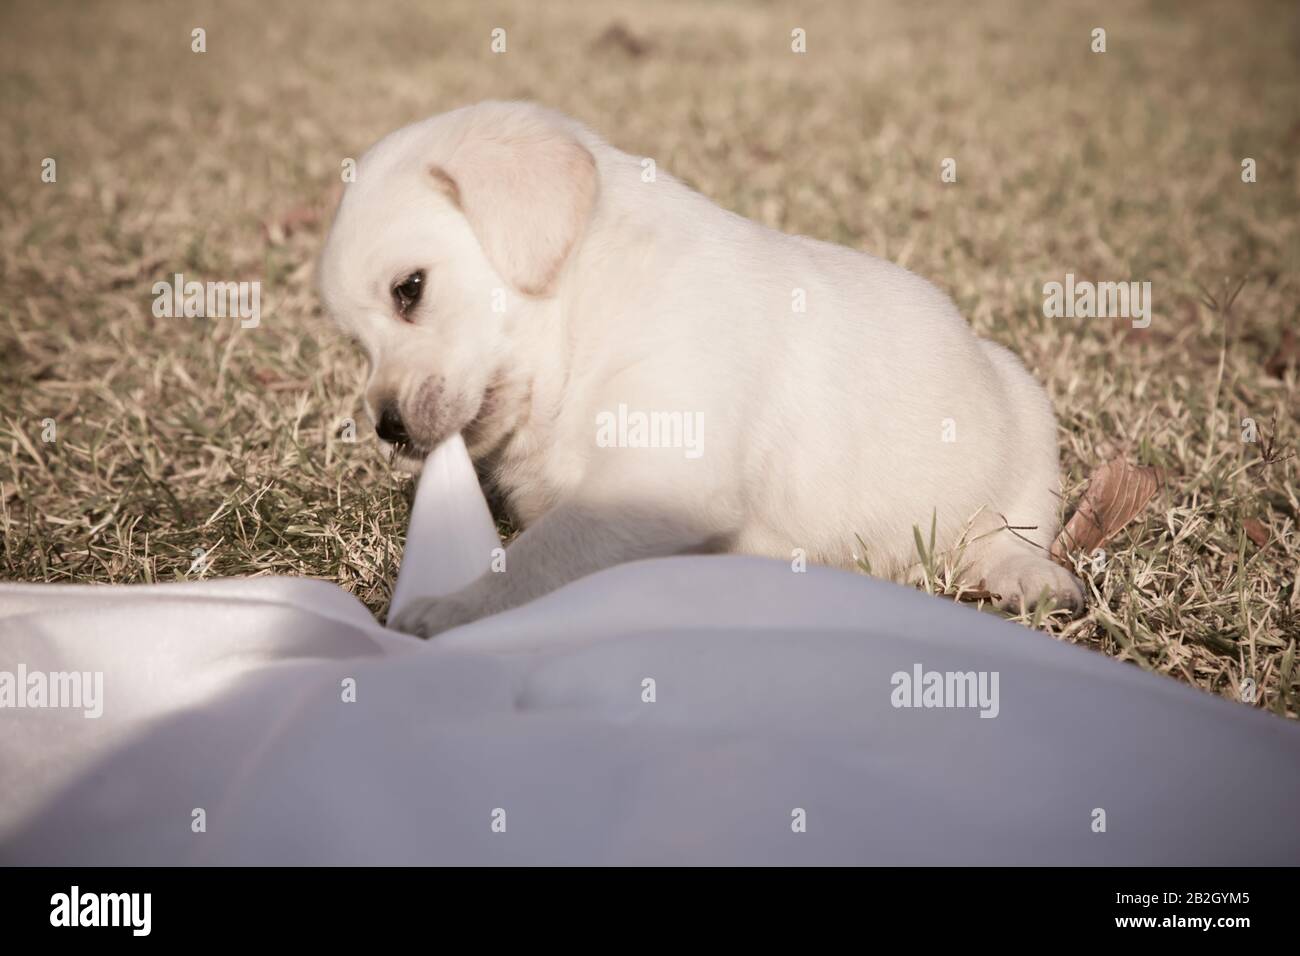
(262, 182), (344, 246)
(1264, 328), (1299, 379)
(955, 585), (998, 603)
(1050, 459), (1165, 568)
(591, 22), (651, 58)
(1243, 518), (1270, 549)
(251, 367), (307, 392)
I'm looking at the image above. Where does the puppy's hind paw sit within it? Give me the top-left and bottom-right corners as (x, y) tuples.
(980, 553), (1085, 616)
(387, 595), (480, 638)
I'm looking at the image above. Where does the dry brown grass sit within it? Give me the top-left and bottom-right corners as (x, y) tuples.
(1, 0), (1296, 716)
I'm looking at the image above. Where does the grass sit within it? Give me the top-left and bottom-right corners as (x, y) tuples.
(0, 0), (1296, 717)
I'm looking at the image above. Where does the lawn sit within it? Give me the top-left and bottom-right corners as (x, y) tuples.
(1, 0), (1296, 716)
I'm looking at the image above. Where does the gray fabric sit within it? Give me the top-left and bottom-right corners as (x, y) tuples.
(1, 557), (1296, 865)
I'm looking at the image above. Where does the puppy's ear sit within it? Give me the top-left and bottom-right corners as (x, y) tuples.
(430, 110), (597, 297)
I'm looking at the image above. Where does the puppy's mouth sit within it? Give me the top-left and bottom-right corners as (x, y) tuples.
(384, 380), (504, 469)
(385, 377), (460, 466)
(387, 439), (430, 462)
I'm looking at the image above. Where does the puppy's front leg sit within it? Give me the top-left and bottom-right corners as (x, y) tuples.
(389, 498), (722, 638)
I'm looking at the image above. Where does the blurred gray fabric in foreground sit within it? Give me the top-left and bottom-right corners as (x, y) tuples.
(1, 557), (1297, 865)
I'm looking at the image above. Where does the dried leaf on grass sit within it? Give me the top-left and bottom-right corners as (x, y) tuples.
(1051, 459), (1165, 567)
(591, 22), (652, 57)
(1243, 518), (1271, 549)
(1264, 328), (1299, 379)
(262, 183), (345, 244)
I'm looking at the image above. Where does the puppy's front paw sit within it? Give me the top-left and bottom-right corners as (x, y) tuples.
(387, 595), (480, 638)
(982, 553), (1085, 616)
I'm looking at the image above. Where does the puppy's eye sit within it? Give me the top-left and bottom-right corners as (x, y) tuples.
(391, 270), (425, 318)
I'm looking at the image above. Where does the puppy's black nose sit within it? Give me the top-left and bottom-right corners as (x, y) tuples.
(376, 404), (410, 445)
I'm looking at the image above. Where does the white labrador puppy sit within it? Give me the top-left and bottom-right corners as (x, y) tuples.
(318, 101), (1082, 636)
